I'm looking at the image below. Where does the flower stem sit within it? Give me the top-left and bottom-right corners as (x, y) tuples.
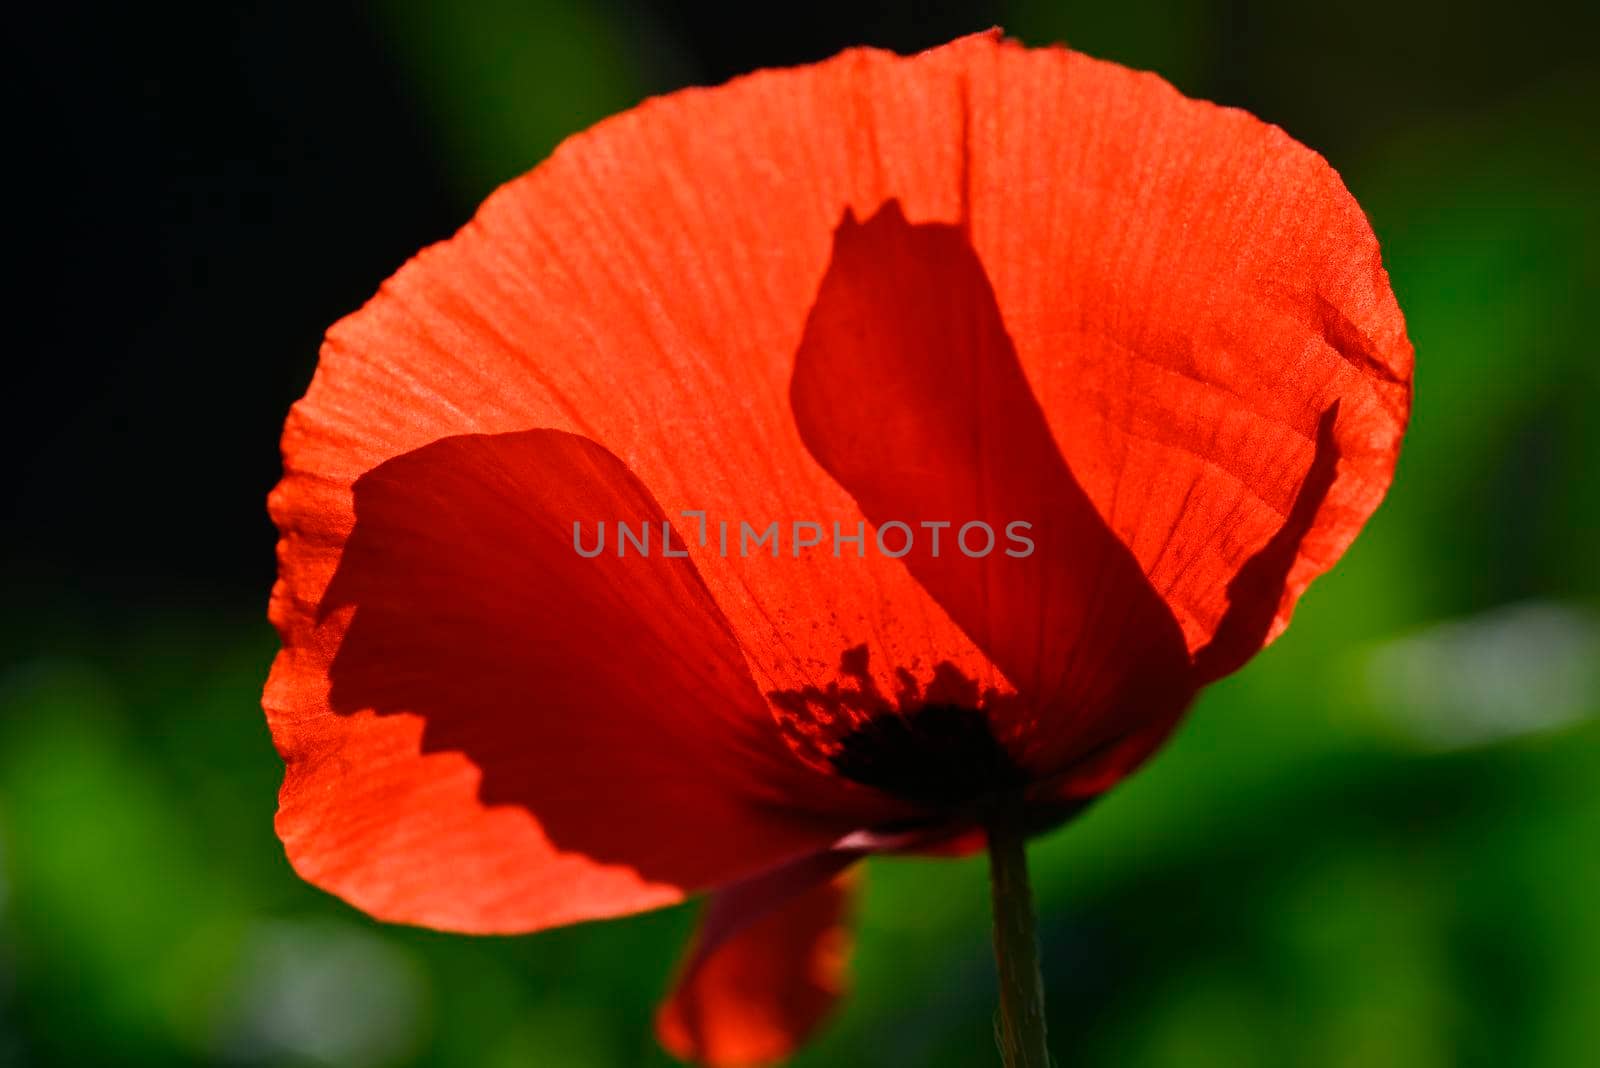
(986, 808), (1051, 1067)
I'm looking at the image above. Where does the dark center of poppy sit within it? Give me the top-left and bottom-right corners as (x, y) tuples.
(828, 703), (1030, 810)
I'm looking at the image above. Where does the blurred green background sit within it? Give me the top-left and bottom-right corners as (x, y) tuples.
(4, 1), (1597, 1065)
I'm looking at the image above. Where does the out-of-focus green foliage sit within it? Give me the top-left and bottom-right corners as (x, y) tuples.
(2, 2), (1595, 1065)
(374, 0), (669, 201)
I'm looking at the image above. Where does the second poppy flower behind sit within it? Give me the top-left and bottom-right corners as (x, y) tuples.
(265, 30), (1412, 1068)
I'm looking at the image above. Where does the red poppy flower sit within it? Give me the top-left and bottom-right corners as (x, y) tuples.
(265, 31), (1410, 1067)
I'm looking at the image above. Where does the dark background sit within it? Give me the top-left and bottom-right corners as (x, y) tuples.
(4, 2), (1597, 1066)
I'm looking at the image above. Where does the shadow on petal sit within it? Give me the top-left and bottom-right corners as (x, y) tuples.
(790, 201), (1194, 775)
(319, 429), (850, 892)
(1192, 402), (1344, 684)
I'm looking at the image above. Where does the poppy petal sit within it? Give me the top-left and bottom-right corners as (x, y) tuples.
(658, 871), (858, 1067)
(267, 429), (875, 932)
(952, 40), (1412, 662)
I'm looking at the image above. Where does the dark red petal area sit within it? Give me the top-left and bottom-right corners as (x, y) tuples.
(658, 871), (858, 1067)
(267, 430), (871, 932)
(792, 202), (1195, 778)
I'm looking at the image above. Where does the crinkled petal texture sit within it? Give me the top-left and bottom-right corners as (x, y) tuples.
(267, 32), (1410, 937)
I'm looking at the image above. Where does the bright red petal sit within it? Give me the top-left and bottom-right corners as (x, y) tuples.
(267, 430), (877, 932)
(658, 871), (858, 1067)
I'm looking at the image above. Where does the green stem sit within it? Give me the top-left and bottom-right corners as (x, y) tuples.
(986, 808), (1051, 1068)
